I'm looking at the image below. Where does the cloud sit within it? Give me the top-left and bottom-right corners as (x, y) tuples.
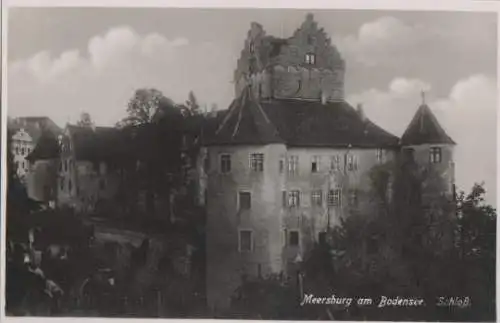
(347, 74), (497, 206)
(8, 26), (236, 127)
(334, 16), (432, 67)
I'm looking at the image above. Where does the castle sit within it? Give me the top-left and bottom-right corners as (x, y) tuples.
(199, 14), (456, 309)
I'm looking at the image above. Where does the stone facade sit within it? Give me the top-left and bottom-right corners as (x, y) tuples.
(234, 14), (345, 102)
(202, 13), (457, 311)
(57, 126), (120, 213)
(11, 128), (35, 180)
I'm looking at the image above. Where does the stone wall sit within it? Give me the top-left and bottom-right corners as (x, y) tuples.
(205, 143), (286, 310)
(234, 14), (345, 102)
(204, 143), (398, 309)
(280, 147), (397, 271)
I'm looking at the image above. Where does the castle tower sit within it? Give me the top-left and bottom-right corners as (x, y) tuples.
(234, 14), (345, 101)
(400, 92), (457, 256)
(202, 85), (287, 310)
(401, 92), (456, 201)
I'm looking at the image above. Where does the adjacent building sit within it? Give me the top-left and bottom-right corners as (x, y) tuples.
(56, 124), (123, 213)
(9, 116), (61, 182)
(199, 14), (456, 309)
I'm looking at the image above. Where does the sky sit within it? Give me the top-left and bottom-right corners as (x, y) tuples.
(6, 8), (497, 205)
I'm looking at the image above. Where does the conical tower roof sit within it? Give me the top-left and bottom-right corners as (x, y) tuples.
(205, 85), (284, 146)
(401, 97), (455, 146)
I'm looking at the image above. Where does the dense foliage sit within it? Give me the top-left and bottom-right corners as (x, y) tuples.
(230, 159), (496, 321)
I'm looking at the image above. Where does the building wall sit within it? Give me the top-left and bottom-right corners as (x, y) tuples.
(404, 143), (455, 198)
(234, 15), (345, 102)
(204, 143), (397, 309)
(11, 128), (35, 180)
(205, 143), (286, 310)
(57, 129), (120, 212)
(57, 159), (121, 212)
(26, 159), (57, 203)
(279, 147), (396, 269)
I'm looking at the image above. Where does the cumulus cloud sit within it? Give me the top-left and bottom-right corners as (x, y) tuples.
(8, 26), (236, 127)
(334, 16), (432, 67)
(347, 74), (497, 206)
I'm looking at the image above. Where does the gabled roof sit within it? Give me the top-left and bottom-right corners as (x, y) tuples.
(401, 104), (455, 146)
(26, 130), (60, 162)
(204, 86), (284, 146)
(66, 125), (123, 162)
(9, 116), (62, 143)
(204, 93), (400, 148)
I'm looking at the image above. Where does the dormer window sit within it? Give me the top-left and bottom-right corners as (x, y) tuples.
(305, 53), (316, 65)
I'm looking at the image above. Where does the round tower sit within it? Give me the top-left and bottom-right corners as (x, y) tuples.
(401, 92), (456, 201)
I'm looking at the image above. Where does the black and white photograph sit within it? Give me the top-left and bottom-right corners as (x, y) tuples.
(3, 3), (498, 321)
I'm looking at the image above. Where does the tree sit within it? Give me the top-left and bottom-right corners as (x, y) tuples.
(117, 88), (186, 221)
(119, 88), (177, 128)
(76, 112), (94, 128)
(300, 158), (496, 321)
(186, 91), (201, 116)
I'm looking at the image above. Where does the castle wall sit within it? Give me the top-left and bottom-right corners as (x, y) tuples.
(280, 147), (397, 269)
(205, 143), (286, 310)
(405, 144), (455, 198)
(57, 158), (120, 212)
(204, 143), (398, 309)
(234, 16), (345, 102)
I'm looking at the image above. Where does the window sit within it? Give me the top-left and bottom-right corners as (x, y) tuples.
(21, 147), (25, 155)
(289, 231), (300, 247)
(376, 149), (386, 164)
(239, 230), (253, 252)
(239, 191), (251, 210)
(204, 154), (210, 173)
(430, 147), (442, 163)
(288, 190), (301, 207)
(279, 158), (285, 173)
(311, 156), (321, 173)
(311, 190), (322, 206)
(347, 154), (358, 171)
(330, 155), (341, 172)
(220, 154), (231, 173)
(348, 189), (359, 207)
(60, 179), (64, 191)
(282, 191), (287, 207)
(328, 189), (341, 206)
(15, 147), (19, 155)
(249, 41), (255, 54)
(250, 153), (264, 172)
(305, 53), (316, 65)
(288, 155), (299, 174)
(403, 147), (415, 161)
(318, 232), (327, 245)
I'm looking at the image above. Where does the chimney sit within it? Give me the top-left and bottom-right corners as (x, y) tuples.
(356, 103), (366, 122)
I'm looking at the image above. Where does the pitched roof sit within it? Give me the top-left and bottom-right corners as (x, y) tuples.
(66, 125), (124, 162)
(9, 117), (62, 143)
(204, 86), (284, 146)
(401, 104), (455, 146)
(204, 93), (400, 148)
(26, 130), (60, 162)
